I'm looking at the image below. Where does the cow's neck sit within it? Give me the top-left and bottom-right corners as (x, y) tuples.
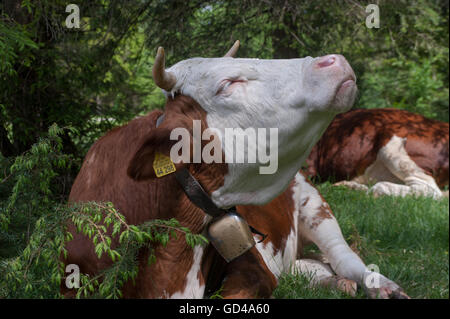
(154, 99), (228, 231)
(167, 164), (227, 229)
(208, 110), (336, 207)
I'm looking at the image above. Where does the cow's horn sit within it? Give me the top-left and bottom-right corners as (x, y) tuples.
(153, 47), (177, 91)
(224, 40), (240, 57)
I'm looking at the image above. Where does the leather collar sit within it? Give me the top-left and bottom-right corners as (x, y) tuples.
(155, 114), (267, 242)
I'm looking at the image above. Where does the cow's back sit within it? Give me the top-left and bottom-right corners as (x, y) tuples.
(64, 110), (164, 285)
(305, 108), (449, 187)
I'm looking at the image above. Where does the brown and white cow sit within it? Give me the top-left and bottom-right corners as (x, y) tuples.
(62, 43), (407, 298)
(305, 108), (449, 199)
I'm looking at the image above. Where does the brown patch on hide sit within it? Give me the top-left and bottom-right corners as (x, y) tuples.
(63, 95), (228, 298)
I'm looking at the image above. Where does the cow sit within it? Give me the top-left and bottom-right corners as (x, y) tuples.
(62, 42), (408, 298)
(304, 108), (449, 199)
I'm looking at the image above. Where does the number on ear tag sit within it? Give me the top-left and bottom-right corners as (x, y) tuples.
(153, 152), (176, 178)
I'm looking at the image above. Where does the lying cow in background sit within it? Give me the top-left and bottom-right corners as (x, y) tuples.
(305, 108), (449, 199)
(62, 42), (407, 298)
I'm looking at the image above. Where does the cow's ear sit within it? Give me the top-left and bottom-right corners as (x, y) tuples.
(127, 127), (190, 181)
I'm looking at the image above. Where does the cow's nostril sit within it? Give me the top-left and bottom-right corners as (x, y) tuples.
(317, 56), (336, 68)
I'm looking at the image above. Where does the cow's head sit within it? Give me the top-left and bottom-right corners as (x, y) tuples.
(128, 41), (357, 207)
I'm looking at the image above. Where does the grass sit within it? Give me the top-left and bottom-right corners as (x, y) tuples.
(273, 182), (449, 299)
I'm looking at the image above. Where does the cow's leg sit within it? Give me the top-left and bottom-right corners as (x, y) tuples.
(333, 150), (403, 192)
(292, 259), (357, 296)
(294, 173), (409, 299)
(333, 180), (369, 191)
(369, 135), (442, 199)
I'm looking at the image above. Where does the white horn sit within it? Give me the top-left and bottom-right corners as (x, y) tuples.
(153, 47), (177, 91)
(224, 40), (240, 57)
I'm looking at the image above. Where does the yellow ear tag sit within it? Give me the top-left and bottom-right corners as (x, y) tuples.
(153, 152), (176, 178)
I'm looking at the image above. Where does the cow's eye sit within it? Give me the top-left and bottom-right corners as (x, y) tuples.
(216, 78), (246, 95)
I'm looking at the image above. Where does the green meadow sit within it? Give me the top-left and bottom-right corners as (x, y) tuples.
(274, 183), (449, 299)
